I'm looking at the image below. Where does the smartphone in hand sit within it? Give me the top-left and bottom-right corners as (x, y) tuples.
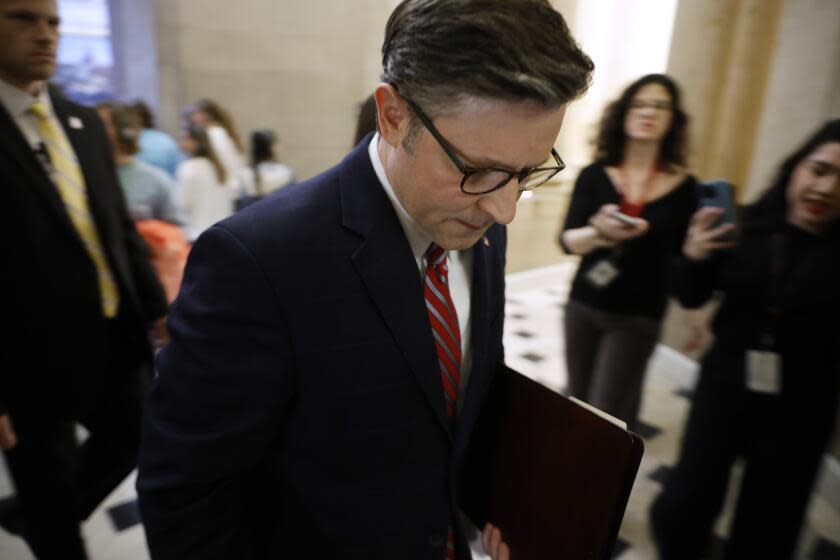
(696, 180), (738, 240)
(610, 210), (644, 227)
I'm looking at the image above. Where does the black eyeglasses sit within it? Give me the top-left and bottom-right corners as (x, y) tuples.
(628, 100), (673, 111)
(402, 96), (565, 195)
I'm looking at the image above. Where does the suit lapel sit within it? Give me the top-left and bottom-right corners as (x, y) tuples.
(340, 140), (451, 436)
(50, 93), (113, 242)
(0, 100), (75, 232)
(454, 231), (499, 461)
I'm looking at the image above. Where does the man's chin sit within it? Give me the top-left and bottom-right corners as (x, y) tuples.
(435, 232), (487, 252)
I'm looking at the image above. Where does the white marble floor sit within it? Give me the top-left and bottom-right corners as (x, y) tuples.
(1, 262), (838, 559)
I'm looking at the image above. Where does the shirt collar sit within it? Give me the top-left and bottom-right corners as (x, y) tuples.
(368, 132), (432, 261)
(0, 78), (53, 120)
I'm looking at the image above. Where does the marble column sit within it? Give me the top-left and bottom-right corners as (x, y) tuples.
(667, 0), (782, 199)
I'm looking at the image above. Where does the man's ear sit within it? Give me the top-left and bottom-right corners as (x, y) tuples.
(374, 83), (410, 149)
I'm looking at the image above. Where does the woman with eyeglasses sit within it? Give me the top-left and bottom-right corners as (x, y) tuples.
(557, 74), (696, 431)
(651, 120), (840, 559)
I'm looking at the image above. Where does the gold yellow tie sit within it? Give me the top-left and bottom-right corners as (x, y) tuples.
(30, 101), (120, 318)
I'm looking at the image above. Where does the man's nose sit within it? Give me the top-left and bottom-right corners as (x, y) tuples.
(476, 177), (519, 225)
(36, 20), (57, 42)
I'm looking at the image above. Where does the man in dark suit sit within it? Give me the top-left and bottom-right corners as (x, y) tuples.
(0, 1), (167, 558)
(137, 1), (592, 558)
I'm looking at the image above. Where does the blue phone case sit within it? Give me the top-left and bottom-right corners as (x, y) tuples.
(696, 180), (737, 239)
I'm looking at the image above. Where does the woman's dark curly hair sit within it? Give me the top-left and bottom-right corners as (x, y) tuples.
(594, 73), (688, 171)
(744, 119), (840, 237)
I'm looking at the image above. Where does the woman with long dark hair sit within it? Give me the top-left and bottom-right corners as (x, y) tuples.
(558, 74), (696, 430)
(189, 98), (245, 181)
(651, 120), (840, 559)
(176, 125), (235, 241)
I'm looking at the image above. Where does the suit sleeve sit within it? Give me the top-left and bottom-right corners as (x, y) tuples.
(137, 224), (294, 559)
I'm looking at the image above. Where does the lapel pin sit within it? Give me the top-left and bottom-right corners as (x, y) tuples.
(483, 237), (490, 247)
(68, 116), (83, 129)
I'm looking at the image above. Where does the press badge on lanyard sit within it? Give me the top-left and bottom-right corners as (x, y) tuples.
(585, 258), (620, 288)
(745, 349), (782, 394)
(745, 235), (785, 395)
(585, 172), (653, 290)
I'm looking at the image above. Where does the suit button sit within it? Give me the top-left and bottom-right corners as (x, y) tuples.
(429, 534), (444, 547)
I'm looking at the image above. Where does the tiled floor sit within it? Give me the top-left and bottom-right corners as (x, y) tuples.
(502, 263), (840, 560)
(1, 262), (838, 559)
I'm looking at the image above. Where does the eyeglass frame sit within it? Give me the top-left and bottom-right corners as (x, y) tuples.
(628, 100), (673, 112)
(401, 95), (566, 195)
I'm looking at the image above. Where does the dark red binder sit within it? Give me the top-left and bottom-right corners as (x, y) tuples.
(462, 366), (644, 559)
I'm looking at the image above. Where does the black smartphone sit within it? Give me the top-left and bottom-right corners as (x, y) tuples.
(696, 180), (738, 240)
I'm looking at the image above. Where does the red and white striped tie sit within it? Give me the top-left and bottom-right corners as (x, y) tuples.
(424, 243), (460, 560)
(424, 244), (461, 418)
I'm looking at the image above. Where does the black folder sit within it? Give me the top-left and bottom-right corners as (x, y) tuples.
(462, 366), (644, 559)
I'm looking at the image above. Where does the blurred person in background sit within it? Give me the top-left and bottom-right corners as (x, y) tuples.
(238, 128), (296, 198)
(0, 1), (167, 557)
(98, 102), (189, 305)
(133, 99), (183, 178)
(177, 124), (235, 242)
(353, 93), (378, 147)
(97, 101), (182, 225)
(188, 97), (245, 181)
(558, 74), (697, 431)
(651, 119), (840, 560)
(136, 0), (594, 558)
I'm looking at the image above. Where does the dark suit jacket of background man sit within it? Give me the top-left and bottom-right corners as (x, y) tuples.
(0, 87), (167, 420)
(137, 136), (508, 559)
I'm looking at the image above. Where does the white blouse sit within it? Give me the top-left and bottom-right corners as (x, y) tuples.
(176, 158), (236, 241)
(207, 125), (245, 181)
(238, 162), (296, 196)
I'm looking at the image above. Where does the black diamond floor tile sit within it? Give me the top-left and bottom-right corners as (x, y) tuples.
(519, 352), (545, 363)
(513, 330), (535, 339)
(648, 464), (673, 486)
(635, 419), (662, 439)
(611, 536), (630, 558)
(811, 538), (840, 560)
(107, 499), (141, 532)
(674, 387), (695, 400)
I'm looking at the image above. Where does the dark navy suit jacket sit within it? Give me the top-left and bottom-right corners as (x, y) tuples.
(137, 137), (507, 559)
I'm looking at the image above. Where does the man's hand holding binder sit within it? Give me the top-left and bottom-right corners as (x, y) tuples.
(481, 523), (510, 560)
(462, 366), (644, 560)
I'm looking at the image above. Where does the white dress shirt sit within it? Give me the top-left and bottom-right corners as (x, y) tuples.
(368, 134), (474, 405)
(0, 78), (73, 163)
(368, 134), (491, 560)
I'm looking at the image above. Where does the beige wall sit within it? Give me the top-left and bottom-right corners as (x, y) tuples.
(152, 0), (680, 183)
(744, 0), (840, 201)
(154, 0), (396, 180)
(667, 0), (840, 200)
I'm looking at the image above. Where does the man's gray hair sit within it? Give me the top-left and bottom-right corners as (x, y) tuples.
(381, 0), (594, 118)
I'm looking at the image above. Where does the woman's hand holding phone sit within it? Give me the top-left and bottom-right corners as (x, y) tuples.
(683, 207), (737, 261)
(589, 203), (649, 244)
